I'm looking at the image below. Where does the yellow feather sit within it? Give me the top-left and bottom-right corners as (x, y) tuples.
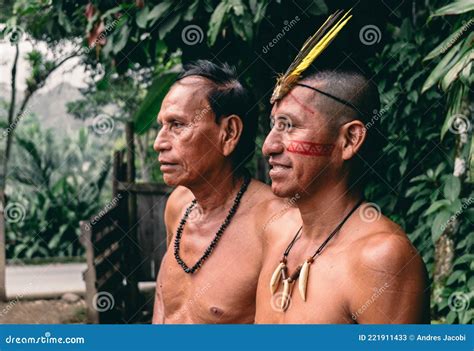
(270, 9), (353, 103)
(292, 11), (352, 77)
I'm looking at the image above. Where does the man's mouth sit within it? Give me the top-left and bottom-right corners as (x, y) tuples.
(159, 159), (179, 171)
(268, 159), (291, 176)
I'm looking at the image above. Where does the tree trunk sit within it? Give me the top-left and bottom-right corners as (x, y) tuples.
(0, 49), (78, 301)
(434, 97), (470, 284)
(0, 43), (19, 301)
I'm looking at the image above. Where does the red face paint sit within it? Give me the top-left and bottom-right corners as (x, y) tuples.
(288, 92), (316, 115)
(287, 140), (334, 156)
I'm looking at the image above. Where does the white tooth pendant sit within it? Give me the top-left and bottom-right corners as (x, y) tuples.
(281, 279), (290, 311)
(270, 260), (286, 294)
(281, 265), (302, 311)
(298, 258), (313, 301)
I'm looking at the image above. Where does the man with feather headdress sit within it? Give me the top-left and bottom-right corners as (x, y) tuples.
(255, 10), (430, 323)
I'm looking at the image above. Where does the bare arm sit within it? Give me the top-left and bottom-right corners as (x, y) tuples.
(350, 233), (430, 324)
(152, 271), (165, 324)
(153, 187), (190, 323)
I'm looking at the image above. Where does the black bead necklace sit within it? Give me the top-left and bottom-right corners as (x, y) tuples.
(174, 174), (251, 274)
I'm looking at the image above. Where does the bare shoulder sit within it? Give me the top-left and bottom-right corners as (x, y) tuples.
(346, 212), (430, 323)
(165, 186), (193, 218)
(249, 181), (301, 247)
(164, 186), (193, 245)
(350, 215), (423, 275)
(246, 179), (291, 211)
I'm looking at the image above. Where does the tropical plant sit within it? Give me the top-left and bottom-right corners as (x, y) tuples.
(420, 0), (473, 324)
(5, 114), (111, 259)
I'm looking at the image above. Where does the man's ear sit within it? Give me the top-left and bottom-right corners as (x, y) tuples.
(340, 120), (366, 161)
(219, 114), (243, 156)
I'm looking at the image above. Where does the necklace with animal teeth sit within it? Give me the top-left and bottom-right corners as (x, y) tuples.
(270, 199), (364, 311)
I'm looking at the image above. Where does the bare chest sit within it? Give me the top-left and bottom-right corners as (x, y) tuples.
(160, 222), (262, 323)
(255, 244), (353, 324)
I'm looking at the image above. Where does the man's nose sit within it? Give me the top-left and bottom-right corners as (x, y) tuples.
(153, 127), (171, 153)
(262, 129), (284, 157)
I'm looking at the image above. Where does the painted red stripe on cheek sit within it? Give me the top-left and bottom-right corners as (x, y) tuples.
(287, 140), (334, 156)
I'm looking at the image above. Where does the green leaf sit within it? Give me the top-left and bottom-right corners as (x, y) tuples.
(229, 0), (245, 16)
(231, 14), (251, 42)
(251, 1), (268, 23)
(468, 276), (474, 291)
(469, 134), (474, 183)
(113, 23), (130, 54)
(444, 175), (461, 202)
(431, 1), (474, 16)
(407, 199), (426, 215)
(446, 200), (463, 219)
(133, 72), (179, 135)
(208, 2), (229, 45)
(424, 22), (474, 61)
(440, 85), (464, 140)
(136, 7), (150, 29)
(446, 270), (465, 285)
(183, 0), (199, 21)
(305, 0), (328, 16)
(454, 254), (474, 267)
(446, 310), (457, 324)
(148, 2), (173, 26)
(431, 210), (452, 243)
(399, 159), (408, 175)
(424, 199), (451, 216)
(158, 13), (181, 39)
(441, 49), (474, 91)
(422, 40), (463, 93)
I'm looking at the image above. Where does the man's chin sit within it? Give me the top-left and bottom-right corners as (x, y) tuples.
(162, 173), (180, 187)
(270, 181), (295, 198)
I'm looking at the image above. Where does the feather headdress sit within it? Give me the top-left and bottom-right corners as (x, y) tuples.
(270, 9), (353, 104)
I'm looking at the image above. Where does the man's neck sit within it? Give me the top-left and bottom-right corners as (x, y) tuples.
(188, 164), (245, 216)
(297, 180), (362, 241)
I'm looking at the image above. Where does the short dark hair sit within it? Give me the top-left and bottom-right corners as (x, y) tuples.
(302, 60), (384, 188)
(176, 60), (257, 172)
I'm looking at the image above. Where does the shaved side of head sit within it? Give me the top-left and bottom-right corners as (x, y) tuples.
(299, 63), (383, 187)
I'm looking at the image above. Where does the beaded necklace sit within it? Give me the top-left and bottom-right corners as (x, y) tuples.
(174, 174), (251, 274)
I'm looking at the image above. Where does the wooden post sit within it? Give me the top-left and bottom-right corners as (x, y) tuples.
(124, 121), (140, 321)
(112, 150), (125, 197)
(80, 220), (99, 324)
(0, 190), (6, 301)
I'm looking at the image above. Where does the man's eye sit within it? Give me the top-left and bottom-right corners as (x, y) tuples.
(270, 117), (292, 132)
(171, 121), (184, 129)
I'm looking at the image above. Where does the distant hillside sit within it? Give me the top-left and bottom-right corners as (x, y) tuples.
(0, 82), (86, 137)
